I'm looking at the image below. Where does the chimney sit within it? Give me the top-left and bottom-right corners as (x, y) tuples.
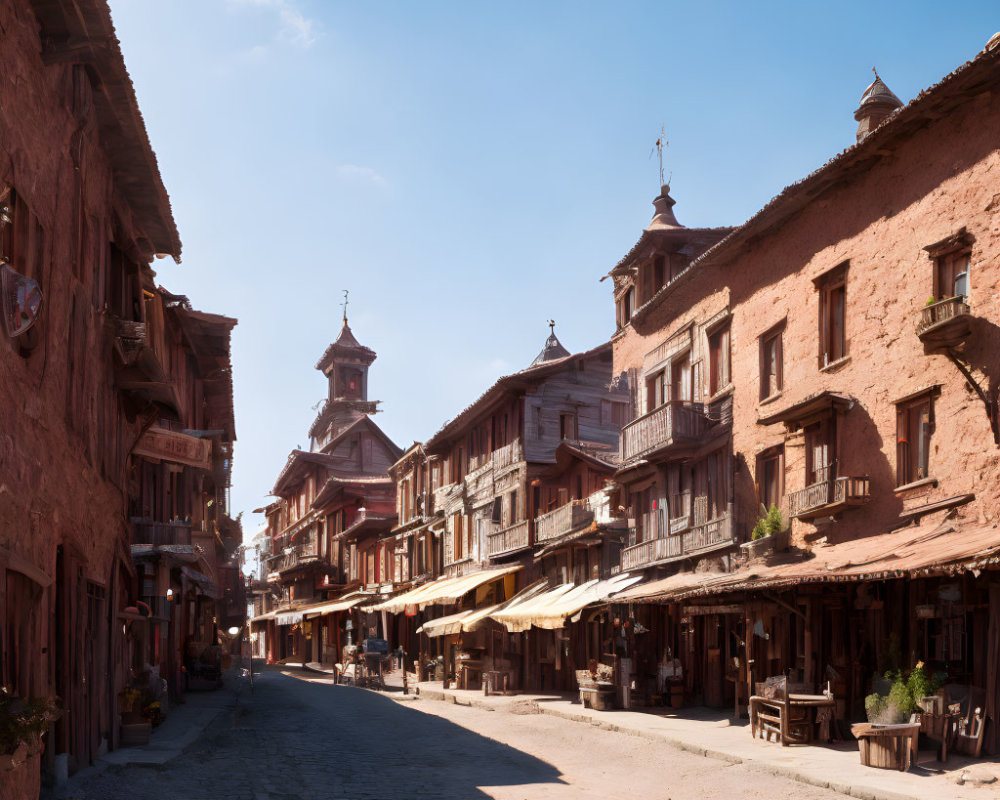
(854, 69), (903, 143)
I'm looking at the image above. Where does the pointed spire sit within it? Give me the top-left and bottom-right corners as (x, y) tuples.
(854, 68), (903, 143)
(530, 320), (571, 367)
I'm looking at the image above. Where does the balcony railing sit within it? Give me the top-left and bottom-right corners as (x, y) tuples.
(130, 519), (192, 547)
(468, 439), (524, 475)
(265, 547), (321, 573)
(487, 519), (531, 558)
(622, 401), (711, 462)
(113, 317), (146, 365)
(916, 296), (972, 346)
(788, 475), (870, 520)
(620, 514), (733, 570)
(535, 499), (595, 543)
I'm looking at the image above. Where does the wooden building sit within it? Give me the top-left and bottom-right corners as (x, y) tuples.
(0, 1), (238, 793)
(257, 317), (401, 665)
(377, 328), (630, 692)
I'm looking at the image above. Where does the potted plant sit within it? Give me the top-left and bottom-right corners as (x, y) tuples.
(741, 505), (788, 559)
(864, 661), (943, 724)
(0, 687), (61, 771)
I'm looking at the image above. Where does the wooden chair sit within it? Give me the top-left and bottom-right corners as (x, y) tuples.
(749, 676), (812, 746)
(955, 706), (985, 757)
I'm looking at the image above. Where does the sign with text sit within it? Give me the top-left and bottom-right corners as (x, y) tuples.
(134, 427), (212, 470)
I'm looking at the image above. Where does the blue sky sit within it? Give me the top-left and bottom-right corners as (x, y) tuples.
(107, 0), (999, 535)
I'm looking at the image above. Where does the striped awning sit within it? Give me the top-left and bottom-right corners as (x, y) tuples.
(369, 565), (521, 613)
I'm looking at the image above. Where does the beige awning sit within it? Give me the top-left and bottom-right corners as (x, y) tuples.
(370, 565), (521, 613)
(416, 605), (499, 637)
(250, 610), (276, 623)
(489, 573), (642, 632)
(302, 592), (372, 619)
(613, 519), (1000, 604)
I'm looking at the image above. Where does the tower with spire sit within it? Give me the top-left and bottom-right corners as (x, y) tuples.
(854, 69), (903, 143)
(309, 302), (383, 452)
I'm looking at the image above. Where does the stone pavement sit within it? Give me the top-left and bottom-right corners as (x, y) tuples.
(395, 674), (1000, 800)
(50, 666), (563, 800)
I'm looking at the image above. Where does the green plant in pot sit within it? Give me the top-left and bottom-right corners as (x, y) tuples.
(0, 687), (62, 768)
(751, 505), (784, 541)
(864, 662), (943, 724)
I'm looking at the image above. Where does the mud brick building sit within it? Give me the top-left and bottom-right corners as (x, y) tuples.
(611, 39), (1000, 745)
(0, 2), (239, 795)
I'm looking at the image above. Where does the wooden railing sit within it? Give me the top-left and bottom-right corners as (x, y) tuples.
(535, 500), (594, 543)
(487, 519), (530, 557)
(620, 514), (732, 570)
(622, 401), (710, 461)
(113, 317), (146, 365)
(130, 519), (192, 546)
(916, 296), (970, 337)
(267, 546), (320, 573)
(468, 439), (524, 474)
(788, 475), (870, 518)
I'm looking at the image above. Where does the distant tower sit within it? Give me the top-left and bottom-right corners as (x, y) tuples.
(854, 69), (903, 143)
(311, 304), (380, 451)
(530, 320), (571, 367)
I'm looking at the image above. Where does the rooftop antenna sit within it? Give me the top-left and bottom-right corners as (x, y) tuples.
(649, 124), (668, 187)
(341, 289), (349, 324)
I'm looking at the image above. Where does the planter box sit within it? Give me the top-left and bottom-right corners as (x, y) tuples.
(740, 529), (790, 560)
(120, 721), (151, 747)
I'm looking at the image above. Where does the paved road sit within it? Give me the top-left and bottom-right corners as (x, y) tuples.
(61, 669), (849, 800)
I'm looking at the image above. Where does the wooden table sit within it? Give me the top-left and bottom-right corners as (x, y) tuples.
(750, 693), (837, 745)
(482, 670), (512, 696)
(851, 723), (920, 771)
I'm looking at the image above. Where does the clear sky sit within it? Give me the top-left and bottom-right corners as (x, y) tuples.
(107, 0), (999, 536)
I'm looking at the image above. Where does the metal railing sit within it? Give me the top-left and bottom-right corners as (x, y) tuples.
(486, 519), (530, 557)
(622, 401), (710, 461)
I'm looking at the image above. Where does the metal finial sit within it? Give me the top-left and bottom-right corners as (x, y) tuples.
(872, 66), (879, 79)
(547, 319), (555, 335)
(342, 289), (349, 324)
(649, 125), (669, 187)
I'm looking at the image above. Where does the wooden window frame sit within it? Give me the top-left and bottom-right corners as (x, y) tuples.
(924, 228), (974, 302)
(896, 392), (934, 487)
(706, 322), (731, 398)
(756, 446), (784, 512)
(815, 263), (848, 369)
(759, 321), (785, 401)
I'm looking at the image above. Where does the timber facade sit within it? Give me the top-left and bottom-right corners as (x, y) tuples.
(0, 2), (239, 796)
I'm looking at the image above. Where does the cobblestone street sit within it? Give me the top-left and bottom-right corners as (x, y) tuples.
(58, 668), (852, 800)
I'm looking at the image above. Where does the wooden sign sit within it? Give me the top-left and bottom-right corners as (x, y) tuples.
(683, 603), (744, 616)
(134, 427), (212, 469)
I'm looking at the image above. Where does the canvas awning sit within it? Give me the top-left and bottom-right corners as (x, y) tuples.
(276, 611), (304, 626)
(250, 610), (276, 623)
(370, 565), (521, 613)
(416, 605), (499, 637)
(302, 592), (371, 619)
(489, 573), (642, 632)
(613, 519), (1000, 604)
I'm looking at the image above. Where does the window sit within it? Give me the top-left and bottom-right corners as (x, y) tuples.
(896, 395), (932, 486)
(617, 286), (636, 329)
(559, 412), (577, 441)
(707, 324), (731, 396)
(817, 264), (847, 368)
(645, 370), (666, 412)
(670, 352), (691, 402)
(925, 229), (974, 301)
(452, 514), (464, 560)
(600, 399), (629, 426)
(757, 447), (784, 511)
(804, 417), (836, 486)
(936, 250), (970, 300)
(759, 324), (784, 400)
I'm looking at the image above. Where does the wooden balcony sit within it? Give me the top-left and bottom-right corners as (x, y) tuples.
(622, 401), (711, 462)
(129, 519), (192, 546)
(788, 475), (870, 520)
(916, 296), (972, 347)
(112, 317), (146, 365)
(487, 519), (531, 558)
(266, 547), (322, 574)
(620, 513), (733, 570)
(468, 439), (524, 475)
(535, 500), (595, 543)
